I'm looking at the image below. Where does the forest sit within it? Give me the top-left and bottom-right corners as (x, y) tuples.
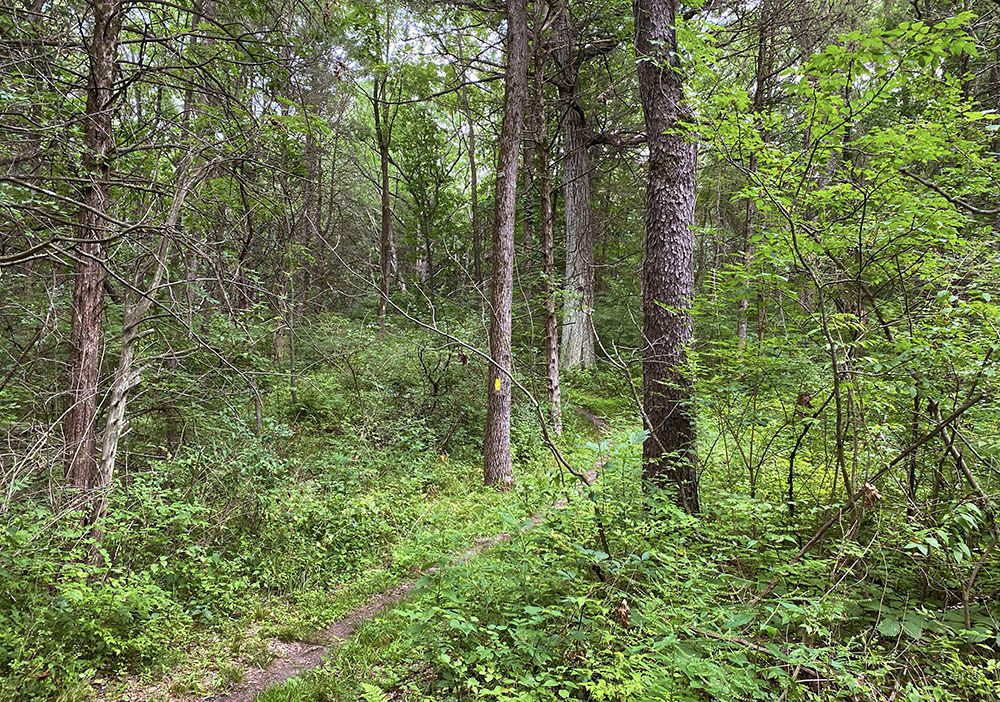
(1, 0), (999, 699)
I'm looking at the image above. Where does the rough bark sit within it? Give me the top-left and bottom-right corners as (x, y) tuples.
(522, 65), (536, 258)
(533, 30), (562, 436)
(554, 1), (596, 370)
(484, 0), (528, 490)
(634, 0), (699, 513)
(64, 0), (121, 491)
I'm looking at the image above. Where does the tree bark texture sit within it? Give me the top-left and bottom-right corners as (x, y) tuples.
(374, 86), (394, 329)
(634, 0), (699, 513)
(533, 32), (563, 436)
(554, 2), (596, 370)
(484, 0), (529, 490)
(89, 154), (205, 563)
(65, 0), (121, 491)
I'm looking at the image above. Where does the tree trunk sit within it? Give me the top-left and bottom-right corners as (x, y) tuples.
(64, 0), (121, 491)
(456, 33), (482, 288)
(534, 44), (563, 436)
(554, 2), (596, 370)
(991, 13), (1000, 234)
(287, 273), (298, 406)
(467, 113), (481, 287)
(88, 163), (202, 560)
(484, 0), (529, 490)
(634, 0), (699, 513)
(422, 216), (435, 294)
(468, 125), (482, 287)
(737, 0), (774, 347)
(181, 0), (216, 330)
(521, 48), (536, 259)
(374, 88), (393, 330)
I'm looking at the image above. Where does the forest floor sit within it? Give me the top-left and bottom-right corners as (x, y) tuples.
(214, 472), (598, 702)
(212, 579), (418, 702)
(105, 410), (607, 702)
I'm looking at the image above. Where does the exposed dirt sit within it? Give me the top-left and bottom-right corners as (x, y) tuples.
(211, 463), (602, 700)
(117, 414), (608, 702)
(575, 405), (610, 434)
(214, 581), (418, 702)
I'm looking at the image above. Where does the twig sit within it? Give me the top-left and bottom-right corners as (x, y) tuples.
(690, 627), (827, 685)
(899, 169), (1000, 216)
(752, 393), (984, 603)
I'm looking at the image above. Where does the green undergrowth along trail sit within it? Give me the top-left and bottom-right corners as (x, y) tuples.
(0, 321), (568, 701)
(1, 431), (557, 701)
(257, 421), (1000, 702)
(4, 4), (1000, 702)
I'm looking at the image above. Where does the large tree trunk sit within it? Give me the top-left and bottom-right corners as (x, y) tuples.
(534, 43), (563, 436)
(484, 0), (529, 490)
(554, 2), (596, 370)
(64, 0), (121, 491)
(634, 0), (699, 513)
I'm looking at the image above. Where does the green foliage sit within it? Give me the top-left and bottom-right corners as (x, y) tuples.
(0, 315), (554, 700)
(259, 413), (999, 701)
(561, 369), (637, 425)
(3, 2), (1000, 701)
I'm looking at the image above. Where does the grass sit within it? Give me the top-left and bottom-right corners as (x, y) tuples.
(250, 419), (1000, 702)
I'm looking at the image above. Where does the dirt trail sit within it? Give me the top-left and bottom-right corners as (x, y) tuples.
(212, 467), (599, 701)
(215, 581), (418, 702)
(128, 411), (610, 702)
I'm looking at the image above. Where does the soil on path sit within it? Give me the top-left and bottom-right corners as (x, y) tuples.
(212, 467), (599, 701)
(214, 580), (418, 702)
(123, 410), (608, 702)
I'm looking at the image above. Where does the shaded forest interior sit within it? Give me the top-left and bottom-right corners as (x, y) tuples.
(2, 0), (1000, 700)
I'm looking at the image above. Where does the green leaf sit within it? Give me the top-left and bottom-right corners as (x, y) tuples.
(902, 614), (926, 640)
(725, 613), (754, 630)
(877, 617), (901, 637)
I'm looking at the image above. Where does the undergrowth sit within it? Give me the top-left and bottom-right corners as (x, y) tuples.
(3, 326), (997, 701)
(0, 319), (558, 701)
(257, 424), (1000, 702)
